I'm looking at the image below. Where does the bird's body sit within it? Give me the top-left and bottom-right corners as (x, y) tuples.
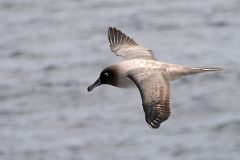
(88, 27), (222, 129)
(106, 59), (220, 87)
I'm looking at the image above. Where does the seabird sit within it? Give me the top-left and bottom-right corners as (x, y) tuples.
(88, 27), (223, 129)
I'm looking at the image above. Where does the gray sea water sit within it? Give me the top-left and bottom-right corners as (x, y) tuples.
(0, 0), (240, 160)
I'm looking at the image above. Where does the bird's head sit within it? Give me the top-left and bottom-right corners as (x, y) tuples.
(87, 66), (118, 92)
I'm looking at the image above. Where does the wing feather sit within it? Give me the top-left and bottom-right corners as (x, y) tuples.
(108, 27), (156, 60)
(127, 68), (171, 129)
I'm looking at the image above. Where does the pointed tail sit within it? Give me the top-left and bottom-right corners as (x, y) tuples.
(192, 67), (223, 73)
(167, 65), (223, 81)
(191, 67), (223, 73)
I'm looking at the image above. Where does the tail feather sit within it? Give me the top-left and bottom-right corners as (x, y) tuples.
(192, 67), (223, 73)
(168, 65), (223, 81)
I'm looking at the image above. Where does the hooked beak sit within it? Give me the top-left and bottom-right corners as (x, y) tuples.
(87, 78), (101, 92)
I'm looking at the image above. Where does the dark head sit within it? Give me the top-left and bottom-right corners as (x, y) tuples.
(87, 66), (118, 92)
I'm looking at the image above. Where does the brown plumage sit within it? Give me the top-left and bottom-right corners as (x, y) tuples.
(88, 27), (223, 129)
(108, 27), (156, 60)
(127, 68), (170, 128)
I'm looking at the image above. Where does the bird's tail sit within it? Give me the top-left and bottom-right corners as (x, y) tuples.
(167, 65), (223, 81)
(190, 67), (223, 74)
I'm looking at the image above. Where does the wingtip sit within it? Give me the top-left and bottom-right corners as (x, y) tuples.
(108, 26), (113, 31)
(148, 123), (161, 129)
(108, 27), (138, 47)
(108, 27), (117, 32)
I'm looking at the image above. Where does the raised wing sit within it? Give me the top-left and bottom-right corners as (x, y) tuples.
(127, 68), (171, 129)
(108, 27), (156, 60)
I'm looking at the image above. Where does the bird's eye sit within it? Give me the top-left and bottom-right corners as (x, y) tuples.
(104, 73), (108, 76)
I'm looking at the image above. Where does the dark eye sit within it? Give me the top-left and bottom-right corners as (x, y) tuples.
(104, 72), (108, 77)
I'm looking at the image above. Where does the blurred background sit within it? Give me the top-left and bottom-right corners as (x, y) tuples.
(0, 0), (239, 160)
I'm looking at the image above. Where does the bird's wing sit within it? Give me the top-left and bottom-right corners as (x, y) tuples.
(127, 68), (171, 129)
(108, 27), (156, 60)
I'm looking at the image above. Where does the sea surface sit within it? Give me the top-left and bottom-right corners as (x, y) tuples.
(0, 0), (240, 160)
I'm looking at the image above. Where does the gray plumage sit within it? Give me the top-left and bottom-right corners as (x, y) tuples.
(108, 27), (155, 60)
(127, 68), (170, 128)
(88, 27), (223, 129)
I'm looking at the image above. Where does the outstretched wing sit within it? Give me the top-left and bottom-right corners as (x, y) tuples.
(127, 68), (171, 129)
(108, 27), (156, 60)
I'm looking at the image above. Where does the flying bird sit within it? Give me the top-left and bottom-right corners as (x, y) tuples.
(88, 27), (222, 129)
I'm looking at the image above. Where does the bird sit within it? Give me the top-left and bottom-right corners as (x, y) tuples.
(87, 27), (223, 129)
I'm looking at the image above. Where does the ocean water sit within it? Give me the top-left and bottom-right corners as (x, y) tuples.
(0, 0), (240, 160)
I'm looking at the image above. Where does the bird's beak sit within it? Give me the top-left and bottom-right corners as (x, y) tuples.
(87, 78), (101, 92)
